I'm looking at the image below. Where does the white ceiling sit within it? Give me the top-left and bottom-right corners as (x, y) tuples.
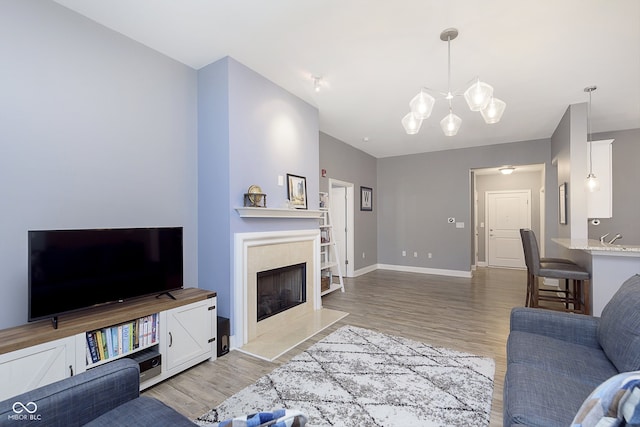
(53, 0), (640, 158)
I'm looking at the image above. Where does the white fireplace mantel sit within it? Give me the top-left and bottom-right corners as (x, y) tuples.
(232, 229), (321, 349)
(235, 207), (323, 219)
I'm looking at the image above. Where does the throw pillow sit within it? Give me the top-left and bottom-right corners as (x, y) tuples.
(571, 371), (640, 427)
(216, 409), (307, 427)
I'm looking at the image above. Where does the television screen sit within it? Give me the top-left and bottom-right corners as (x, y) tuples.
(28, 227), (183, 322)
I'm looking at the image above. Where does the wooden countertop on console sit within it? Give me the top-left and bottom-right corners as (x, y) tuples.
(0, 287), (216, 355)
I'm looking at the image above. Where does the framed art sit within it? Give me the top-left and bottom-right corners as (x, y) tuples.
(559, 182), (567, 224)
(360, 186), (373, 211)
(287, 174), (307, 209)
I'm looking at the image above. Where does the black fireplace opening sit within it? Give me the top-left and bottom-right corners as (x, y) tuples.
(257, 262), (306, 322)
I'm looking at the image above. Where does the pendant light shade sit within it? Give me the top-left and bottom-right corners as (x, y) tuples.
(481, 97), (506, 124)
(402, 112), (422, 135)
(464, 79), (493, 111)
(402, 28), (505, 137)
(410, 89), (435, 119)
(586, 173), (600, 192)
(440, 111), (462, 136)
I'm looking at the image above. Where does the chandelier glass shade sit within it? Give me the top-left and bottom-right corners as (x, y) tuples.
(480, 97), (507, 124)
(440, 109), (462, 136)
(402, 28), (506, 136)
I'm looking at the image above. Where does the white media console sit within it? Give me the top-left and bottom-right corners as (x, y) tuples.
(0, 288), (216, 401)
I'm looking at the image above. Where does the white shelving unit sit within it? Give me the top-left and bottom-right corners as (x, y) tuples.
(319, 192), (345, 296)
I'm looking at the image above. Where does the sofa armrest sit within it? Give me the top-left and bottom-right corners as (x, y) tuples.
(510, 307), (601, 349)
(0, 358), (140, 427)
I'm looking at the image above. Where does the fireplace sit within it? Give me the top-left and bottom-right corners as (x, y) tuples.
(257, 263), (307, 322)
(233, 230), (322, 348)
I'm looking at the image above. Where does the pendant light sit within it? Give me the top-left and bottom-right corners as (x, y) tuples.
(585, 86), (600, 192)
(402, 28), (506, 137)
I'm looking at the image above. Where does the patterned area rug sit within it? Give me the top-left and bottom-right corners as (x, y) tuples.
(196, 325), (495, 427)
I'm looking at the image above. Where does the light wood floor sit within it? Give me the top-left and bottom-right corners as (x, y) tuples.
(143, 267), (528, 426)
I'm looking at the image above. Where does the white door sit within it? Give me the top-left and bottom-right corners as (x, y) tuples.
(330, 186), (347, 276)
(486, 190), (531, 268)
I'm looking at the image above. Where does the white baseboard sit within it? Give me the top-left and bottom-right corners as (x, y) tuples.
(477, 261), (488, 267)
(376, 264), (472, 278)
(353, 264), (378, 277)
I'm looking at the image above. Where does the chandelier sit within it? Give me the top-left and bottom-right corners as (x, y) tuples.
(402, 28), (506, 136)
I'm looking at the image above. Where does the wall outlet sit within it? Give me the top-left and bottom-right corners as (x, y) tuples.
(277, 175), (284, 186)
(413, 252), (418, 258)
(428, 252), (432, 259)
(447, 217), (455, 223)
(402, 250), (406, 257)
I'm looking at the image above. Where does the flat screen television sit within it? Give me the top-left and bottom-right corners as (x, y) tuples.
(28, 227), (183, 324)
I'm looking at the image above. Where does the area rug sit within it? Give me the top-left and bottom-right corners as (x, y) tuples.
(195, 325), (495, 427)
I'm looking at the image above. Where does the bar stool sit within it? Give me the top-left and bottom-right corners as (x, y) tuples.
(519, 229), (576, 308)
(520, 229), (591, 314)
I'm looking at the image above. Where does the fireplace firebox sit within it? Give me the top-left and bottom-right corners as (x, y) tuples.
(257, 262), (306, 322)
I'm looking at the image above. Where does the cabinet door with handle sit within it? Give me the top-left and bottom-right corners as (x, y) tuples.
(163, 298), (216, 373)
(0, 336), (76, 401)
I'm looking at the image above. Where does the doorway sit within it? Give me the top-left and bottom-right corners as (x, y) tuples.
(486, 190), (531, 268)
(328, 178), (354, 277)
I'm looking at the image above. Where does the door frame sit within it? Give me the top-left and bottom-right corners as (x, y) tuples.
(485, 189), (531, 268)
(328, 178), (355, 277)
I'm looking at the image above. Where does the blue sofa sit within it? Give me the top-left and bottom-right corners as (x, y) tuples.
(504, 274), (640, 426)
(0, 358), (195, 427)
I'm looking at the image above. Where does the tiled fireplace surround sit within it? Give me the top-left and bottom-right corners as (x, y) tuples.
(232, 229), (321, 349)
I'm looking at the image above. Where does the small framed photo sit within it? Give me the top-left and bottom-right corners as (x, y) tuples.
(360, 186), (373, 211)
(287, 174), (307, 209)
(559, 182), (567, 225)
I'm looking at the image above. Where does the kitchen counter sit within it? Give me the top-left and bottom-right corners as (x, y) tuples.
(553, 238), (640, 256)
(553, 238), (640, 316)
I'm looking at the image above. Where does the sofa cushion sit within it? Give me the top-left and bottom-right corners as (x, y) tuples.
(507, 331), (618, 386)
(597, 274), (640, 373)
(84, 396), (196, 427)
(504, 363), (595, 427)
(571, 371), (640, 427)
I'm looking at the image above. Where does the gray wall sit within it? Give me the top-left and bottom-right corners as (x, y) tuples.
(0, 1), (198, 329)
(319, 132), (377, 271)
(475, 171), (543, 263)
(377, 139), (553, 273)
(587, 128), (640, 244)
(198, 57), (319, 326)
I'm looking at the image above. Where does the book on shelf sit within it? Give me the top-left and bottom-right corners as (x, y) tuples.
(85, 313), (159, 364)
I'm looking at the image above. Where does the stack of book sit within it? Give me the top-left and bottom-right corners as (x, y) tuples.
(86, 313), (159, 364)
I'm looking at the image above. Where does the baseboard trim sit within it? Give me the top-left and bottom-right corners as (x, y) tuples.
(376, 264), (472, 278)
(353, 264), (378, 277)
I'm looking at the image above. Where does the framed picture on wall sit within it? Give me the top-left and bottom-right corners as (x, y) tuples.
(287, 174), (307, 209)
(559, 182), (567, 224)
(360, 186), (373, 211)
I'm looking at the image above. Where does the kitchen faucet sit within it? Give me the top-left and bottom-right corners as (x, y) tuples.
(608, 233), (622, 244)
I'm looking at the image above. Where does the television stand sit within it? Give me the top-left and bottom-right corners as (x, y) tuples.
(0, 288), (216, 402)
(156, 291), (177, 300)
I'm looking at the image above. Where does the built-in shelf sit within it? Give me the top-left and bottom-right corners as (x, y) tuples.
(235, 207), (323, 219)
